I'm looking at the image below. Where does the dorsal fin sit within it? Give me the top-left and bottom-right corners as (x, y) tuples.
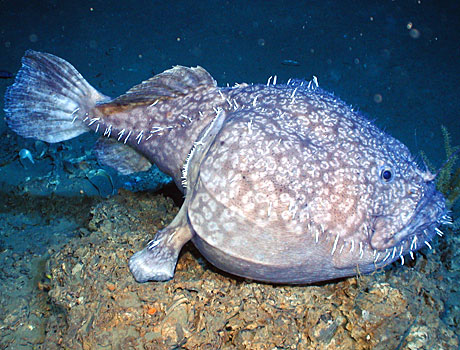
(101, 66), (216, 106)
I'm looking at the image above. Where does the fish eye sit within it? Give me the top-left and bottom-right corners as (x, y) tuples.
(379, 166), (394, 183)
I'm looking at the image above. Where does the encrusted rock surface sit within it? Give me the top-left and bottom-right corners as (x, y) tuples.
(37, 189), (458, 349)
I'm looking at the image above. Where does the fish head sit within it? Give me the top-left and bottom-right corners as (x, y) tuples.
(324, 129), (447, 269)
(365, 137), (446, 257)
(302, 102), (447, 270)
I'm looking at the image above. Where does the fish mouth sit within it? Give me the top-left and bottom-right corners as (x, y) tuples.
(370, 182), (446, 255)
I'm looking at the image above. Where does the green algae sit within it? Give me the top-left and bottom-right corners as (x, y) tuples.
(421, 125), (460, 231)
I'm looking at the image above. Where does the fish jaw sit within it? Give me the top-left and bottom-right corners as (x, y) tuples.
(370, 182), (446, 256)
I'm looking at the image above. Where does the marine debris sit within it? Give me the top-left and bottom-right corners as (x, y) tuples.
(18, 148), (34, 166)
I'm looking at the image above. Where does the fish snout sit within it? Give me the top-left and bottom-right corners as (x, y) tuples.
(369, 216), (399, 250)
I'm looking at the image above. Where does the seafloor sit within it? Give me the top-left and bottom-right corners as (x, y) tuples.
(1, 188), (460, 349)
(0, 1), (459, 349)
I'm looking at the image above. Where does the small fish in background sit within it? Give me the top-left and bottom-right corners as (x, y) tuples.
(0, 70), (14, 79)
(281, 59), (300, 66)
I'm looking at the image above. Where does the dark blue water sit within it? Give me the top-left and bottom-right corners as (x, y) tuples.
(1, 0), (458, 161)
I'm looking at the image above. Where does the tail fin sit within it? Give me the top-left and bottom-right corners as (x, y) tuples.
(4, 50), (108, 143)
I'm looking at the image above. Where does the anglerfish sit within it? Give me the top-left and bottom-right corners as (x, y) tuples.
(4, 50), (449, 284)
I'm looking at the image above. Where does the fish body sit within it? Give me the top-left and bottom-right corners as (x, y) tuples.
(4, 51), (447, 284)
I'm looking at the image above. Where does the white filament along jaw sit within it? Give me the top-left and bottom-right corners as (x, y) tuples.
(435, 227), (444, 236)
(382, 249), (391, 262)
(391, 247), (396, 260)
(420, 168), (436, 182)
(398, 245), (405, 265)
(441, 215), (452, 224)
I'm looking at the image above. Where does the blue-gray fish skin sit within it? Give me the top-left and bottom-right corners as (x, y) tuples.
(4, 51), (448, 284)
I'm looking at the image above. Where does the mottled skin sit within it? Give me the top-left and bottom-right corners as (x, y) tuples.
(4, 51), (447, 284)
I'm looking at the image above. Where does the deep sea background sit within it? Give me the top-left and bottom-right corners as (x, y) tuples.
(0, 0), (459, 348)
(1, 0), (459, 160)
